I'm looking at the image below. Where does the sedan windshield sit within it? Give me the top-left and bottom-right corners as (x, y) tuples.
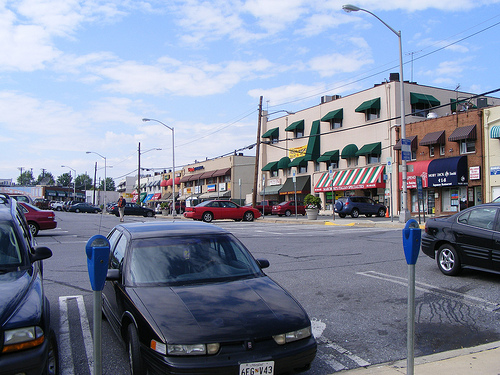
(0, 222), (23, 267)
(128, 234), (263, 286)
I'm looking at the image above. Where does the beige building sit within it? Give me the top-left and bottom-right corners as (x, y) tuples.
(259, 74), (500, 215)
(484, 106), (500, 202)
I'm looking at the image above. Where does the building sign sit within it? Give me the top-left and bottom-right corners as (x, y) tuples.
(490, 166), (500, 175)
(469, 166), (480, 180)
(289, 145), (307, 159)
(219, 182), (227, 192)
(187, 166), (204, 172)
(268, 178), (281, 186)
(207, 184), (216, 192)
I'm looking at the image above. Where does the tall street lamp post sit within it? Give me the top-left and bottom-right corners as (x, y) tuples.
(61, 165), (76, 200)
(86, 151), (107, 209)
(142, 118), (176, 216)
(342, 4), (409, 223)
(137, 143), (162, 204)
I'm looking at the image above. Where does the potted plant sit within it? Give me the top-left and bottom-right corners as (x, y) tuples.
(304, 194), (322, 220)
(160, 202), (169, 216)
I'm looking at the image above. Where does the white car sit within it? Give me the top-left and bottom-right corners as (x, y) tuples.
(50, 201), (65, 211)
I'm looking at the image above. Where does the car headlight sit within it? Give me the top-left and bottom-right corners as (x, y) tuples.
(151, 340), (220, 356)
(273, 326), (311, 345)
(2, 326), (44, 353)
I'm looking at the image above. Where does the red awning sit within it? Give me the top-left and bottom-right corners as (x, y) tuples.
(151, 193), (161, 201)
(399, 160), (432, 189)
(160, 179), (169, 187)
(131, 194), (138, 203)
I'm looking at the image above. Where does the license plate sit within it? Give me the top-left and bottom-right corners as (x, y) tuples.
(239, 361), (274, 375)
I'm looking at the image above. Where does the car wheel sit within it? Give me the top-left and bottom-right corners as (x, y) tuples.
(378, 208), (386, 217)
(351, 209), (359, 218)
(339, 213), (346, 218)
(202, 212), (213, 223)
(146, 211), (153, 217)
(127, 324), (145, 375)
(43, 329), (59, 375)
(75, 208), (80, 213)
(285, 210), (292, 217)
(93, 209), (98, 213)
(56, 207), (62, 211)
(243, 211), (254, 222)
(437, 244), (461, 276)
(28, 222), (39, 236)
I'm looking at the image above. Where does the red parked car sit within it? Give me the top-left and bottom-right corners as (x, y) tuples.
(272, 201), (306, 217)
(184, 200), (261, 223)
(18, 202), (57, 236)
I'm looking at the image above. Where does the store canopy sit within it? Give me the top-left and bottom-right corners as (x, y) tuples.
(164, 177), (181, 186)
(151, 193), (161, 201)
(448, 124), (477, 142)
(288, 156), (308, 167)
(410, 93), (440, 107)
(144, 193), (154, 202)
(261, 127), (279, 139)
(260, 184), (282, 195)
(419, 130), (446, 146)
(277, 156), (291, 169)
(428, 156), (468, 187)
(139, 192), (147, 202)
(262, 161), (279, 171)
(285, 120), (304, 132)
(160, 179), (169, 187)
(355, 142), (381, 156)
(355, 97), (381, 112)
(314, 165), (385, 192)
(394, 135), (418, 150)
(341, 144), (358, 159)
(199, 171), (216, 179)
(280, 176), (310, 195)
(321, 109), (343, 122)
(212, 168), (231, 177)
(317, 150), (340, 163)
(398, 160), (432, 189)
(491, 126), (500, 139)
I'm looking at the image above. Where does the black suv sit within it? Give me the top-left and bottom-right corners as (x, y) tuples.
(335, 196), (386, 218)
(0, 194), (58, 375)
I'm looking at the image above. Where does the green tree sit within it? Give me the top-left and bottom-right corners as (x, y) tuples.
(57, 173), (72, 187)
(36, 171), (55, 185)
(99, 177), (115, 191)
(75, 173), (92, 190)
(17, 170), (35, 186)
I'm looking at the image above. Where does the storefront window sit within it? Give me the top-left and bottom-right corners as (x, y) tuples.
(441, 187), (466, 212)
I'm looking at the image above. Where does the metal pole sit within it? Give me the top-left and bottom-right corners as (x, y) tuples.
(138, 142), (141, 204)
(93, 290), (102, 375)
(252, 96), (263, 208)
(407, 264), (415, 375)
(171, 127), (176, 217)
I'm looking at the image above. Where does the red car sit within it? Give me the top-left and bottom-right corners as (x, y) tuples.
(271, 201), (306, 217)
(184, 200), (261, 223)
(19, 202), (57, 236)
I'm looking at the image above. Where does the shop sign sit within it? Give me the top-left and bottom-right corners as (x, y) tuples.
(490, 166), (500, 175)
(194, 186), (201, 194)
(289, 145), (307, 159)
(469, 166), (480, 180)
(187, 166), (204, 172)
(268, 178), (281, 186)
(219, 183), (227, 192)
(207, 184), (216, 192)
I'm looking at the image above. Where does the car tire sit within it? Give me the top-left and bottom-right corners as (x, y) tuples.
(243, 211), (254, 222)
(437, 244), (461, 276)
(43, 329), (59, 375)
(351, 209), (359, 218)
(285, 210), (291, 217)
(127, 324), (145, 375)
(339, 213), (346, 218)
(28, 222), (39, 236)
(146, 211), (153, 217)
(378, 208), (386, 217)
(56, 207), (62, 211)
(75, 209), (80, 213)
(202, 212), (213, 223)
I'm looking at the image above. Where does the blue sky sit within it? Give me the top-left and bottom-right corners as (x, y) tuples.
(1, 0), (500, 185)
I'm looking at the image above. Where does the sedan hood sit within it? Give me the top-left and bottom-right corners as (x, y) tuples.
(0, 270), (30, 325)
(130, 276), (309, 343)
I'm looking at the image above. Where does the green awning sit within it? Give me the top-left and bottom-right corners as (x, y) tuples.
(260, 184), (282, 195)
(321, 109), (343, 122)
(262, 161), (279, 171)
(317, 150), (340, 163)
(410, 93), (440, 107)
(280, 176), (310, 195)
(139, 192), (147, 202)
(355, 98), (381, 112)
(355, 142), (382, 156)
(285, 120), (304, 132)
(341, 144), (358, 159)
(288, 156), (308, 167)
(304, 120), (321, 161)
(277, 156), (291, 169)
(261, 127), (279, 138)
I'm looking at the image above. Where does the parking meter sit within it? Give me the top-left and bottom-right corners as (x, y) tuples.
(402, 219), (421, 265)
(85, 235), (110, 291)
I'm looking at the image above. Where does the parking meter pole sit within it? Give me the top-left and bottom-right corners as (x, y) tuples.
(94, 290), (103, 375)
(407, 264), (415, 375)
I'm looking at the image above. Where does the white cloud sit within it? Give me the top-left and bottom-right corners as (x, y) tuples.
(309, 51), (374, 77)
(248, 83), (326, 105)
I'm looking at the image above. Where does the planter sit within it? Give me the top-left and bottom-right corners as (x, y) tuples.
(162, 209), (169, 216)
(305, 208), (319, 220)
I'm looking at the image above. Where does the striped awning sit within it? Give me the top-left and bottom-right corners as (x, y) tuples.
(314, 165), (385, 192)
(491, 126), (500, 139)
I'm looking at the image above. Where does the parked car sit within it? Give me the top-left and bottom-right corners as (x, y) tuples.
(34, 198), (50, 210)
(50, 201), (65, 211)
(0, 194), (58, 374)
(184, 200), (261, 222)
(271, 201), (306, 217)
(108, 202), (155, 217)
(63, 200), (76, 211)
(68, 202), (102, 213)
(5, 193), (33, 205)
(421, 203), (500, 276)
(18, 202), (57, 236)
(246, 200), (276, 215)
(102, 221), (316, 375)
(334, 196), (386, 218)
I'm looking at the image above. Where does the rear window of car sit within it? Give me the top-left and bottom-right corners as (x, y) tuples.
(457, 207), (498, 230)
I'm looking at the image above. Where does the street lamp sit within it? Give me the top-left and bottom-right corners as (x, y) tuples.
(61, 165), (76, 200)
(142, 118), (176, 217)
(137, 142), (162, 204)
(342, 4), (409, 223)
(86, 151), (107, 209)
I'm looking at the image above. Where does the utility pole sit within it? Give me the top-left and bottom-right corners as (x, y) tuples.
(137, 142), (141, 204)
(93, 162), (97, 205)
(252, 96), (263, 208)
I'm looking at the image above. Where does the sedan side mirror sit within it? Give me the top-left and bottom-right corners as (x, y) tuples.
(31, 246), (52, 262)
(106, 268), (120, 281)
(256, 259), (270, 269)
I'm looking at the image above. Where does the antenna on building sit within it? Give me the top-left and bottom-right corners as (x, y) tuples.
(405, 50), (422, 82)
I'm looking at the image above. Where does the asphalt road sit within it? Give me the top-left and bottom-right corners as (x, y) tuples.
(36, 212), (500, 374)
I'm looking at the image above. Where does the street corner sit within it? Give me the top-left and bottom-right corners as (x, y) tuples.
(324, 221), (355, 226)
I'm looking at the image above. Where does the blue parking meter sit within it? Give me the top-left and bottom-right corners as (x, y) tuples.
(85, 235), (110, 291)
(402, 219), (421, 265)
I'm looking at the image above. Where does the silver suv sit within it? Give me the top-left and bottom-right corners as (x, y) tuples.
(334, 196), (386, 218)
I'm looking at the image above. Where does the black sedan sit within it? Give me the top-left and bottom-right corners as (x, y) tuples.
(68, 202), (102, 213)
(108, 202), (155, 217)
(421, 203), (500, 275)
(102, 221), (316, 375)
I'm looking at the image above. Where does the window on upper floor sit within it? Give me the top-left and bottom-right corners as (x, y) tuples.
(460, 140), (475, 154)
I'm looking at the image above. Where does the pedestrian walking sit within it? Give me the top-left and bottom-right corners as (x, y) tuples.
(117, 195), (126, 222)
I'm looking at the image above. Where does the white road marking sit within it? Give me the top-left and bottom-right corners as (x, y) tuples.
(357, 271), (500, 313)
